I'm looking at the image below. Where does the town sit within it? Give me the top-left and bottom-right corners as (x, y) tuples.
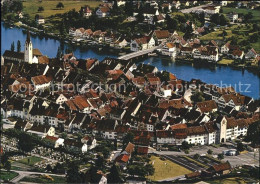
(1, 0), (259, 183)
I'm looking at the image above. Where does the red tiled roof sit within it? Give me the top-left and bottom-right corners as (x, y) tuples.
(197, 100), (218, 113)
(31, 75), (52, 85)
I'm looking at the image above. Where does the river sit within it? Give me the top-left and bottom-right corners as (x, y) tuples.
(1, 22), (259, 99)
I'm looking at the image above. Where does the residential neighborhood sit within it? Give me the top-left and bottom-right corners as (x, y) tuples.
(1, 0), (259, 183)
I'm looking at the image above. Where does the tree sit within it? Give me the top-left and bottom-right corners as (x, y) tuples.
(136, 12), (144, 23)
(191, 90), (205, 103)
(11, 41), (15, 52)
(194, 153), (200, 160)
(17, 40), (21, 52)
(17, 132), (36, 153)
(244, 12), (253, 21)
(122, 132), (134, 149)
(66, 162), (82, 183)
(60, 132), (67, 139)
(56, 2), (64, 9)
(113, 0), (118, 10)
(217, 153), (224, 160)
(207, 149), (213, 155)
(107, 164), (123, 183)
(56, 46), (62, 59)
(4, 161), (11, 171)
(181, 141), (190, 150)
(245, 121), (260, 147)
(95, 154), (105, 169)
(222, 30), (227, 36)
(237, 142), (245, 152)
(125, 1), (134, 16)
(38, 6), (44, 12)
(59, 21), (67, 36)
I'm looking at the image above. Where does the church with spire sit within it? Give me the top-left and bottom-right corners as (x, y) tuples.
(2, 30), (48, 64)
(24, 30), (33, 64)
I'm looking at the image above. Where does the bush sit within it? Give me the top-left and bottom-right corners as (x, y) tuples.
(184, 150), (189, 154)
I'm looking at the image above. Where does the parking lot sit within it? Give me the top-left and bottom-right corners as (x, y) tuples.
(162, 155), (222, 172)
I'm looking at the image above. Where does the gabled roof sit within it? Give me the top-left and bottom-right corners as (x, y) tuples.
(31, 75), (52, 85)
(197, 100), (218, 113)
(154, 30), (170, 39)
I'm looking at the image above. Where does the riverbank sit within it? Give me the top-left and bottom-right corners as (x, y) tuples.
(175, 57), (260, 76)
(2, 21), (259, 98)
(2, 20), (131, 56)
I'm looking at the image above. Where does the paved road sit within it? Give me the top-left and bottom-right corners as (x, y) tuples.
(150, 144), (259, 168)
(180, 3), (212, 14)
(162, 155), (199, 172)
(158, 175), (185, 182)
(0, 169), (66, 183)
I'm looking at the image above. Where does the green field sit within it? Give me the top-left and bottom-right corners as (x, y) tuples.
(222, 7), (260, 21)
(23, 0), (100, 18)
(17, 156), (43, 166)
(20, 174), (66, 183)
(147, 155), (191, 181)
(0, 171), (19, 181)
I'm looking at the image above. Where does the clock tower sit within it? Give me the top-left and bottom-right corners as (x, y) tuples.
(24, 30), (33, 64)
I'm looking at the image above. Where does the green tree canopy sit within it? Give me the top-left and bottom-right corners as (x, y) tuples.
(56, 2), (64, 9)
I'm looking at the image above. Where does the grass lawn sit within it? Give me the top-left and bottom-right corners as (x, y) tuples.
(222, 7), (260, 21)
(0, 171), (19, 181)
(147, 155), (191, 181)
(218, 59), (234, 65)
(17, 156), (43, 166)
(23, 0), (100, 19)
(207, 177), (247, 184)
(20, 174), (66, 183)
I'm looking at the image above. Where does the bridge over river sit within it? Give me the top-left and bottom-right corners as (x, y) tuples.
(118, 45), (162, 61)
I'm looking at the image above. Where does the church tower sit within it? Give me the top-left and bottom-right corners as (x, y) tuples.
(24, 30), (33, 64)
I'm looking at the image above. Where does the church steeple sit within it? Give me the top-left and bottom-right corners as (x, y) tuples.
(26, 30), (31, 43)
(24, 29), (33, 64)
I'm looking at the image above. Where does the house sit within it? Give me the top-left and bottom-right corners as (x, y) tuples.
(64, 139), (88, 153)
(186, 126), (208, 145)
(227, 12), (238, 22)
(130, 37), (155, 52)
(44, 136), (64, 148)
(81, 5), (92, 17)
(245, 48), (258, 59)
(202, 5), (220, 15)
(153, 30), (170, 44)
(96, 7), (110, 18)
(31, 75), (52, 91)
(172, 1), (181, 9)
(193, 46), (219, 62)
(231, 49), (244, 60)
(83, 29), (93, 39)
(206, 162), (232, 175)
(81, 136), (97, 150)
(161, 42), (177, 57)
(161, 3), (172, 12)
(217, 94), (245, 111)
(27, 124), (55, 138)
(36, 16), (45, 24)
(197, 100), (218, 114)
(14, 120), (33, 131)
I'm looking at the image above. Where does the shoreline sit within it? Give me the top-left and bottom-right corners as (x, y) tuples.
(2, 20), (259, 76)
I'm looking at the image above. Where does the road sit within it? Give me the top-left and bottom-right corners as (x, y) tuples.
(150, 144), (259, 168)
(180, 3), (212, 14)
(7, 169), (66, 183)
